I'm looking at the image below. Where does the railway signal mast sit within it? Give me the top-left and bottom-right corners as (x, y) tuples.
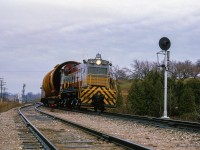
(22, 84), (26, 102)
(158, 37), (171, 119)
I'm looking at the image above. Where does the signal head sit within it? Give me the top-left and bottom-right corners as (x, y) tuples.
(159, 37), (171, 51)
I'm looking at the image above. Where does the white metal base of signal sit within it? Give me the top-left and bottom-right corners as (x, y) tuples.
(161, 111), (169, 119)
(161, 116), (169, 119)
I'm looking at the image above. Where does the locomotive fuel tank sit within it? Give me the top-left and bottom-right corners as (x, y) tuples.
(42, 61), (80, 98)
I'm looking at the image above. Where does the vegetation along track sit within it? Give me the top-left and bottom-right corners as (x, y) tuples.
(39, 105), (200, 150)
(19, 104), (150, 150)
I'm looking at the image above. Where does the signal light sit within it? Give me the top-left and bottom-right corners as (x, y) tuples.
(159, 37), (171, 51)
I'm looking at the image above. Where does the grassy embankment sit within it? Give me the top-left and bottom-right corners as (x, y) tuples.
(118, 79), (132, 102)
(114, 79), (132, 113)
(0, 101), (23, 113)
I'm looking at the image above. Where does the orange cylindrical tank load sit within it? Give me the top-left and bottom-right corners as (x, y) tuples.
(42, 61), (80, 98)
(42, 65), (59, 97)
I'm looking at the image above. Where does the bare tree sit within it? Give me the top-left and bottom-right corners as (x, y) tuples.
(193, 59), (200, 78)
(168, 60), (177, 79)
(174, 60), (198, 79)
(196, 59), (200, 67)
(113, 59), (200, 80)
(130, 60), (157, 79)
(112, 65), (128, 80)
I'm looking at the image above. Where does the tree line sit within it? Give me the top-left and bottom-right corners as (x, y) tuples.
(113, 59), (200, 121)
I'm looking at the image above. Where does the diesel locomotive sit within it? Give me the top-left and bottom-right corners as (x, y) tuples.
(41, 53), (118, 111)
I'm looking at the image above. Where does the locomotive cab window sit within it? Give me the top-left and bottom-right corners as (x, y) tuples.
(88, 67), (108, 75)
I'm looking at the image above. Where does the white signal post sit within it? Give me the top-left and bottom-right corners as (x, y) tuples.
(158, 37), (171, 119)
(163, 50), (168, 118)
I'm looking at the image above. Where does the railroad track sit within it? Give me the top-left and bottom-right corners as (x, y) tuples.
(57, 107), (200, 132)
(15, 112), (45, 150)
(19, 104), (151, 150)
(100, 111), (200, 132)
(18, 105), (57, 150)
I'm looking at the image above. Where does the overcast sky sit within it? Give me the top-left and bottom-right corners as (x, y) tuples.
(0, 0), (200, 94)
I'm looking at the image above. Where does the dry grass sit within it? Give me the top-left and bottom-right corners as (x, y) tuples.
(118, 79), (132, 91)
(0, 101), (23, 113)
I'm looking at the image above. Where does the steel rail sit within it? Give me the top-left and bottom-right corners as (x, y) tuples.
(18, 105), (58, 150)
(100, 112), (200, 131)
(78, 110), (200, 131)
(51, 105), (200, 131)
(35, 104), (151, 150)
(56, 106), (200, 131)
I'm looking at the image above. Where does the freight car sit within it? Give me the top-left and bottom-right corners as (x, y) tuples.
(41, 53), (118, 112)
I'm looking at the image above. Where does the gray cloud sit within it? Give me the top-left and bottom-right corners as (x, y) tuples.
(0, 0), (200, 93)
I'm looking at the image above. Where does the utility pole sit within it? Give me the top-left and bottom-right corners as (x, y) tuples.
(0, 78), (6, 102)
(3, 87), (6, 101)
(157, 37), (171, 119)
(0, 78), (2, 102)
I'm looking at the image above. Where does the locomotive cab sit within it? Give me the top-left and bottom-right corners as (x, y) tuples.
(82, 53), (111, 87)
(79, 53), (117, 111)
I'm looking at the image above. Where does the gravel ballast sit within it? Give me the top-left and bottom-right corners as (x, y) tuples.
(1, 106), (200, 150)
(40, 107), (200, 150)
(0, 108), (22, 150)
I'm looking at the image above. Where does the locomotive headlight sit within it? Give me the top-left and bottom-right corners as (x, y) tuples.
(96, 59), (101, 65)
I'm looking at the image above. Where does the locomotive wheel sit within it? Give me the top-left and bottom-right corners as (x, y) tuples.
(100, 105), (105, 112)
(94, 106), (97, 112)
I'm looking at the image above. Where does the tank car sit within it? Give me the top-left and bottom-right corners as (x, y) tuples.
(41, 53), (117, 112)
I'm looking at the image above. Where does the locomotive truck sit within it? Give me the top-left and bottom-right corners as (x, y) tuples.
(41, 53), (118, 112)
